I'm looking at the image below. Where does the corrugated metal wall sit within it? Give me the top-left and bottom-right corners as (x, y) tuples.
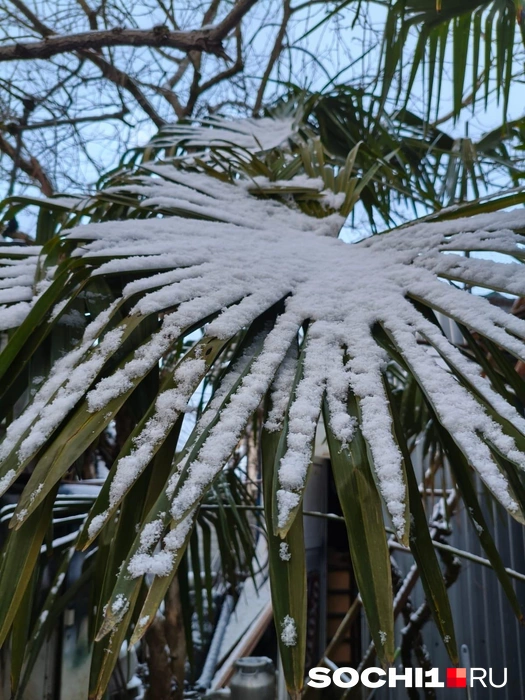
(372, 487), (525, 700)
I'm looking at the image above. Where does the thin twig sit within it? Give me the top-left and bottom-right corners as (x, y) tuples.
(6, 108), (128, 132)
(253, 0), (292, 114)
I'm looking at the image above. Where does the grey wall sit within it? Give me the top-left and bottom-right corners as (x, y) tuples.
(373, 491), (525, 700)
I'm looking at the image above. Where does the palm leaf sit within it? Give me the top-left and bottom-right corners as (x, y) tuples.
(380, 0), (524, 119)
(2, 112), (525, 695)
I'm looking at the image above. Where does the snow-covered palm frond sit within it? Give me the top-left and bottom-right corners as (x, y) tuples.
(8, 179), (525, 528)
(0, 244), (42, 331)
(1, 114), (525, 697)
(150, 114), (300, 154)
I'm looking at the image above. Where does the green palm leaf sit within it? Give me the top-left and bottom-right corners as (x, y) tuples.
(380, 0), (524, 118)
(2, 111), (525, 696)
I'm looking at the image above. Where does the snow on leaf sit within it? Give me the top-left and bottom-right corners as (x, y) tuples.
(0, 245), (41, 329)
(279, 542), (292, 561)
(150, 115), (298, 154)
(0, 300), (123, 485)
(281, 615), (298, 647)
(111, 594), (130, 621)
(86, 357), (206, 539)
(127, 512), (195, 578)
(3, 163), (525, 542)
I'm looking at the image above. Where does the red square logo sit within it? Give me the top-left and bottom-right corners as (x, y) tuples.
(447, 668), (467, 688)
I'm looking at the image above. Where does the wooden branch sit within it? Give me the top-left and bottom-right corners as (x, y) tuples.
(0, 27), (226, 62)
(74, 0), (99, 30)
(181, 0), (222, 116)
(144, 82), (185, 120)
(165, 56), (191, 89)
(0, 133), (53, 195)
(184, 55), (203, 118)
(1, 0), (259, 63)
(81, 50), (167, 127)
(157, 0), (222, 117)
(5, 108), (128, 132)
(198, 56), (243, 93)
(253, 0), (292, 114)
(9, 0), (166, 127)
(211, 0), (258, 38)
(199, 25), (243, 94)
(6, 96), (34, 196)
(10, 0), (51, 38)
(145, 614), (178, 700)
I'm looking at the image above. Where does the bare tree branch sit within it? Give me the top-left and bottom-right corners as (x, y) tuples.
(0, 0), (382, 194)
(210, 0), (258, 38)
(152, 0), (223, 118)
(7, 0), (167, 127)
(199, 25), (243, 94)
(0, 27), (226, 62)
(0, 133), (53, 195)
(143, 81), (185, 120)
(74, 0), (99, 30)
(7, 96), (35, 195)
(5, 108), (128, 132)
(9, 0), (51, 37)
(165, 55), (191, 89)
(84, 49), (167, 127)
(180, 0), (223, 116)
(253, 0), (292, 114)
(0, 0), (259, 63)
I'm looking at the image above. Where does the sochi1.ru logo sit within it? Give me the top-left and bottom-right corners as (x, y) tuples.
(307, 666), (507, 689)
